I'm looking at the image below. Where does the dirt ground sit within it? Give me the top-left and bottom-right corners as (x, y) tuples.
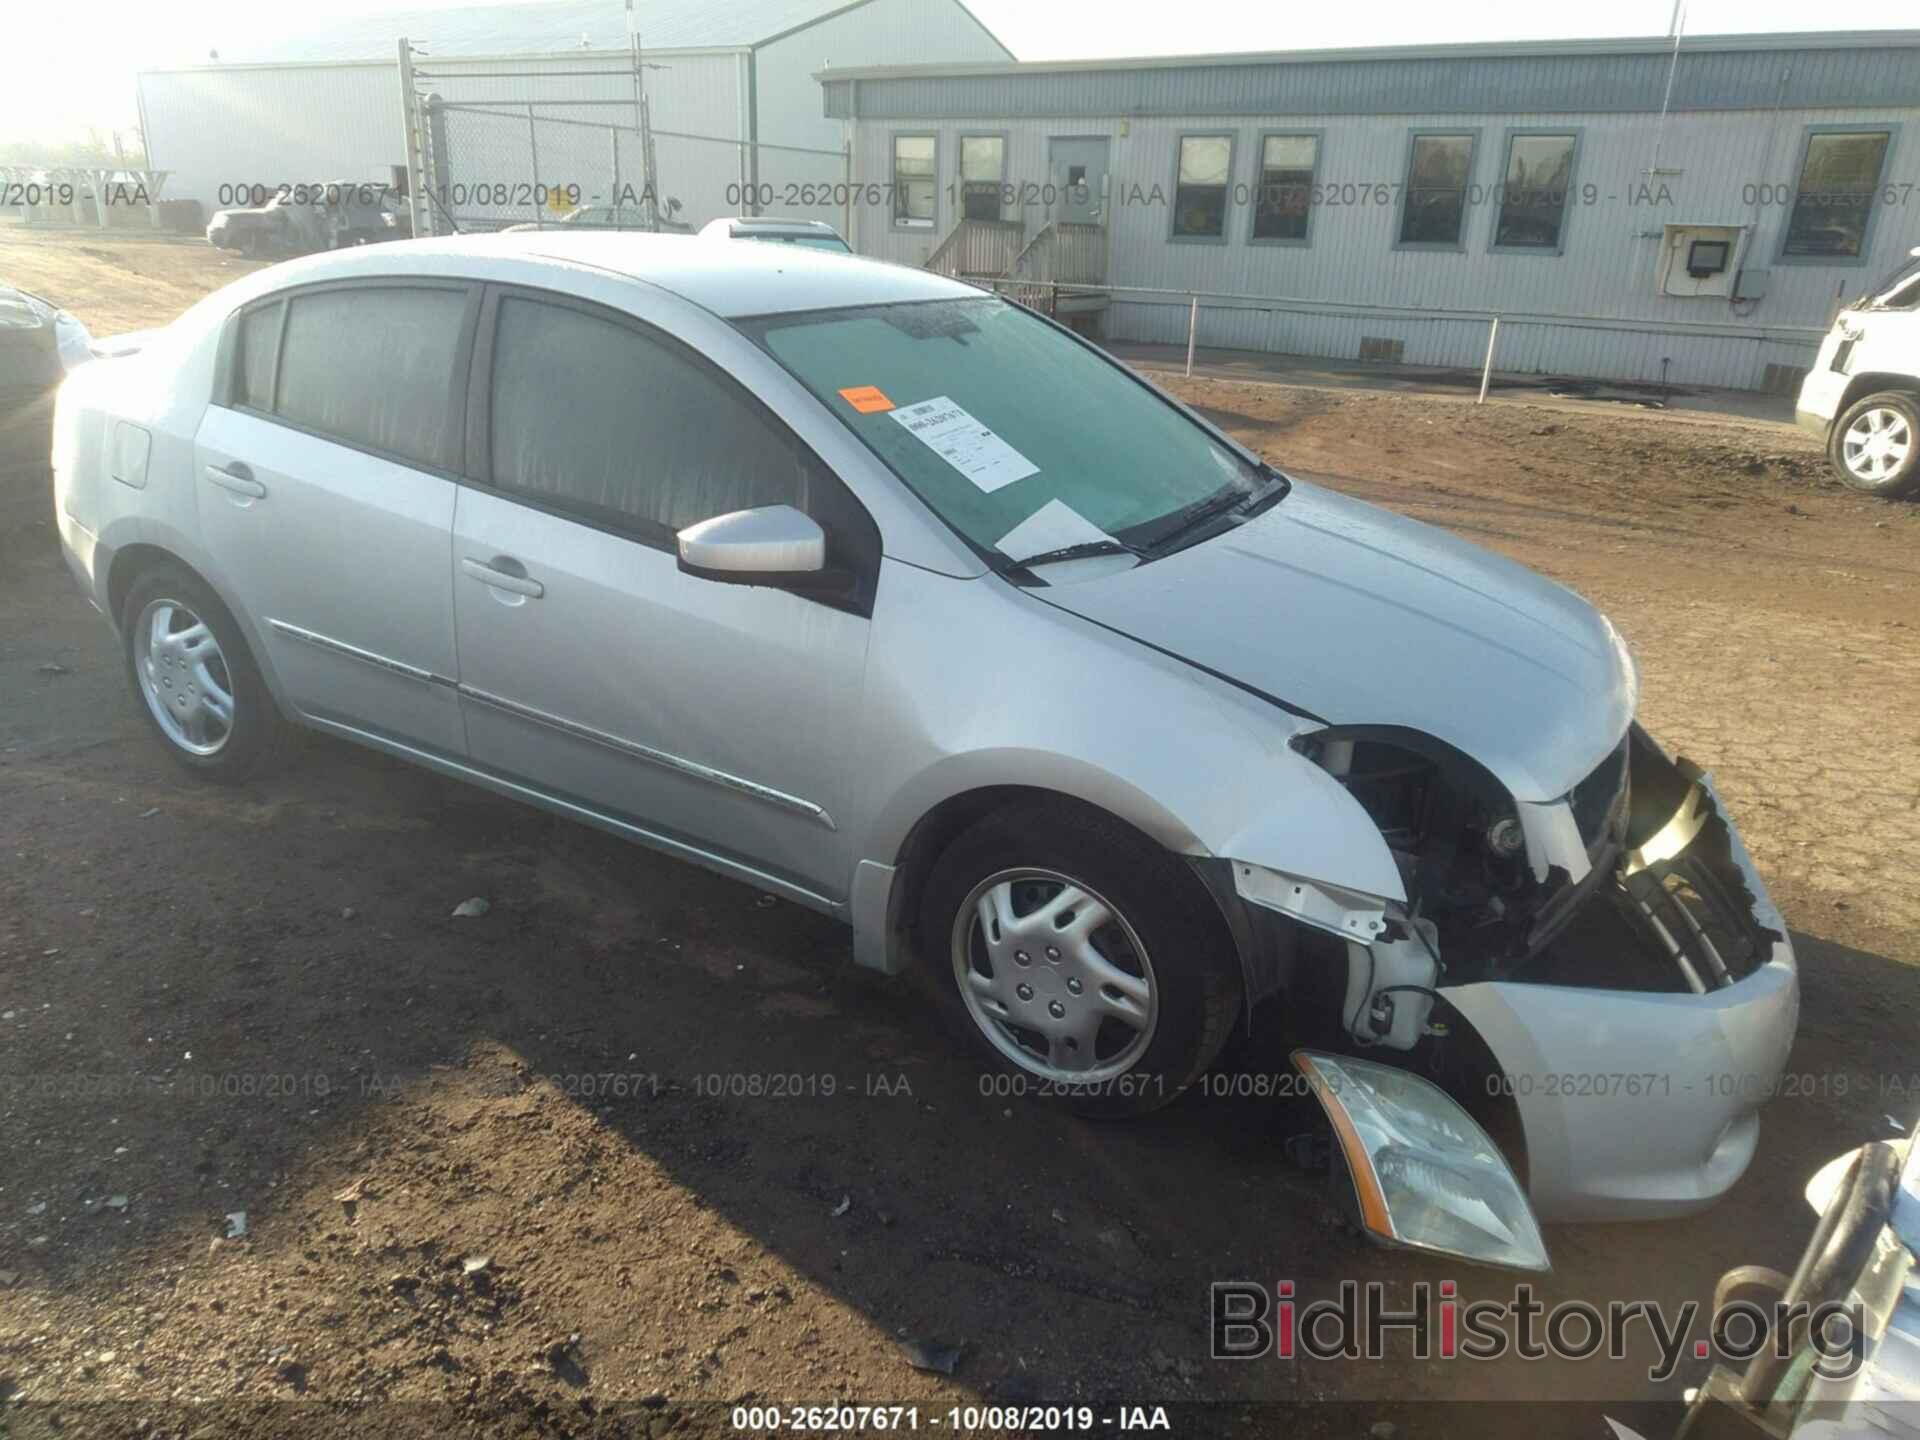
(3, 227), (1919, 1439)
(0, 226), (268, 336)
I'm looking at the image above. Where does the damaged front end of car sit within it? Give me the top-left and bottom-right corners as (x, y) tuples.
(1228, 722), (1798, 1224)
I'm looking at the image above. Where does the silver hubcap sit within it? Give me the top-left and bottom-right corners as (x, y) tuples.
(951, 868), (1157, 1083)
(133, 599), (235, 757)
(1842, 407), (1913, 482)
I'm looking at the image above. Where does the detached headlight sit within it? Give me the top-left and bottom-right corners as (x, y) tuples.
(1294, 1050), (1549, 1272)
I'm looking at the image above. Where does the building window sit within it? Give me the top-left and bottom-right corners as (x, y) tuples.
(1782, 128), (1892, 260)
(1251, 133), (1318, 244)
(1493, 131), (1577, 252)
(1172, 134), (1233, 241)
(892, 135), (936, 229)
(1397, 132), (1477, 248)
(959, 136), (1005, 222)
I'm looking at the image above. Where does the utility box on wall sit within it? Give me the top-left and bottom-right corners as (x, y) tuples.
(1658, 224), (1746, 298)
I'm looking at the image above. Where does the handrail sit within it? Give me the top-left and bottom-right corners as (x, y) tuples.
(925, 216), (1025, 278)
(1004, 220), (1056, 282)
(1004, 220), (1106, 286)
(923, 214), (972, 276)
(1033, 280), (1824, 341)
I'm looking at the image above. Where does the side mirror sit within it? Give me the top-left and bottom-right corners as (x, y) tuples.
(676, 504), (826, 584)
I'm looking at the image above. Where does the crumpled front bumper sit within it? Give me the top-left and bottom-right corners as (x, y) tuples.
(1443, 769), (1799, 1223)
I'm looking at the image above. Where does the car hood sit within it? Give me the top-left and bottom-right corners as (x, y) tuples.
(1031, 479), (1636, 802)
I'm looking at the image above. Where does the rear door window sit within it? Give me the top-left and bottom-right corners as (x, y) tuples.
(274, 286), (468, 468)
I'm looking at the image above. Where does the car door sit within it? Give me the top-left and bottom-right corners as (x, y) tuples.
(195, 280), (478, 757)
(449, 287), (879, 905)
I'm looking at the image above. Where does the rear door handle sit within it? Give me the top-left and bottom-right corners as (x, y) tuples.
(204, 462), (266, 499)
(461, 556), (544, 599)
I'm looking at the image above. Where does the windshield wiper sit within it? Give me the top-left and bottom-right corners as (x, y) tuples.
(1147, 468), (1289, 556)
(1010, 538), (1143, 571)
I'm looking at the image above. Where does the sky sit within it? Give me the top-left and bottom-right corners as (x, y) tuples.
(5, 0), (1918, 150)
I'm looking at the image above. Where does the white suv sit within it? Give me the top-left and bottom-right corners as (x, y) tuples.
(1796, 245), (1920, 497)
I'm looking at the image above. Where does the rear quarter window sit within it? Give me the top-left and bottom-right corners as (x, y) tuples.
(234, 301), (283, 411)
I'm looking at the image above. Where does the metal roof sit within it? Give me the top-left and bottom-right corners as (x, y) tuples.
(817, 29), (1920, 80)
(214, 0), (875, 63)
(821, 30), (1920, 119)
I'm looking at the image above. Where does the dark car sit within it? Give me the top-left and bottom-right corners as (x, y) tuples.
(206, 183), (405, 256)
(1, 288), (92, 475)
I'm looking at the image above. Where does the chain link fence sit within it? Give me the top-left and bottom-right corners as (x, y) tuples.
(402, 64), (850, 239)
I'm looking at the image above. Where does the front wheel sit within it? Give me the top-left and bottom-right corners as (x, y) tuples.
(1829, 390), (1920, 497)
(918, 800), (1242, 1117)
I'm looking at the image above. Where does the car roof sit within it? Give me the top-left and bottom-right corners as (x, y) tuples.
(321, 231), (978, 318)
(697, 215), (845, 241)
(729, 217), (838, 233)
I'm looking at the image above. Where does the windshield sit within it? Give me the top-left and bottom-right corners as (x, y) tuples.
(1852, 253), (1920, 310)
(740, 297), (1271, 565)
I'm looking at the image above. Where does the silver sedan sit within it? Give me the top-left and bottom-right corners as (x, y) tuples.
(51, 234), (1796, 1224)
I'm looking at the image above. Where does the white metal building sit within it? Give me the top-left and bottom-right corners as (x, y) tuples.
(824, 31), (1920, 390)
(137, 0), (1012, 228)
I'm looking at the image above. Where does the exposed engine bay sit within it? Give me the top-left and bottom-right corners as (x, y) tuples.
(1274, 722), (1783, 1052)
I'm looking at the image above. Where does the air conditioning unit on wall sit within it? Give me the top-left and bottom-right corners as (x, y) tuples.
(1658, 224), (1747, 298)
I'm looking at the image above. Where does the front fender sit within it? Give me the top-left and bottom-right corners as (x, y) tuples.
(847, 563), (1406, 965)
(856, 566), (1401, 883)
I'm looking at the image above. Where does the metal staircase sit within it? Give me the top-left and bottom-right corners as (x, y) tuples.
(924, 216), (1109, 320)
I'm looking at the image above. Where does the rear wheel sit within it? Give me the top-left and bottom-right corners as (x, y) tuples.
(121, 564), (282, 782)
(918, 800), (1241, 1117)
(1829, 390), (1920, 497)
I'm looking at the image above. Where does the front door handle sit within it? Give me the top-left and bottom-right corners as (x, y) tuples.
(204, 462), (266, 499)
(461, 555), (544, 599)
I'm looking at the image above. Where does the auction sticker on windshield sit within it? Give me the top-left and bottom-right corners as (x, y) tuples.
(995, 498), (1116, 561)
(837, 384), (894, 414)
(888, 395), (1039, 493)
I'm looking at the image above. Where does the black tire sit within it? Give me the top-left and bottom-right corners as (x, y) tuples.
(1828, 389), (1920, 498)
(120, 562), (284, 783)
(917, 798), (1242, 1118)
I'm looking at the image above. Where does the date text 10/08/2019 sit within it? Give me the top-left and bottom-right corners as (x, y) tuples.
(729, 1405), (1172, 1431)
